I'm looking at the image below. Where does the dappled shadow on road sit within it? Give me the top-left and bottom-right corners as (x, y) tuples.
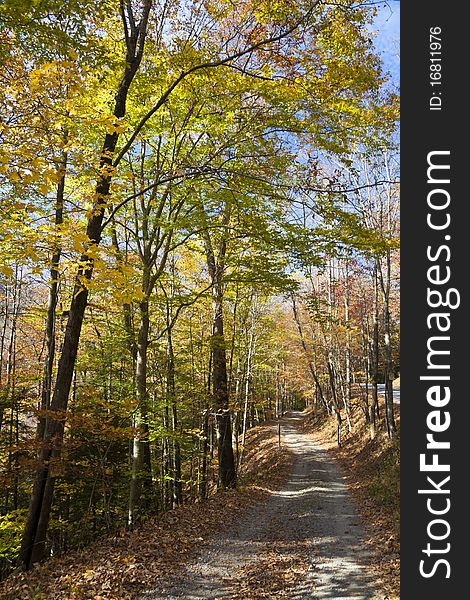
(143, 412), (380, 599)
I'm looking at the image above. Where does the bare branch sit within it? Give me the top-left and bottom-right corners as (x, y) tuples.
(113, 1), (320, 167)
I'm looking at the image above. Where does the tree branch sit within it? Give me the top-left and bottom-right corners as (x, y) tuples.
(113, 1), (320, 167)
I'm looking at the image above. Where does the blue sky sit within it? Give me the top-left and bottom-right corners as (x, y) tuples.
(371, 1), (400, 88)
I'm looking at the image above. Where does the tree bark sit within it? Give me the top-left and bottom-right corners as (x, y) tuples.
(212, 286), (236, 488)
(199, 203), (236, 488)
(370, 260), (380, 434)
(19, 2), (152, 569)
(380, 249), (397, 439)
(167, 327), (182, 507)
(128, 298), (153, 526)
(38, 147), (67, 442)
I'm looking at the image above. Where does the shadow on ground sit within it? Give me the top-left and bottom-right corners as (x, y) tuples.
(142, 412), (381, 600)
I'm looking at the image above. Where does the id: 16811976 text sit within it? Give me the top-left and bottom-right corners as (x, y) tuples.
(429, 26), (442, 111)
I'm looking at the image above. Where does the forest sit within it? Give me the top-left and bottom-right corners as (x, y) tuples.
(0, 0), (399, 596)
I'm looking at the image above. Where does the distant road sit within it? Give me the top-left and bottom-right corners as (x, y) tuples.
(377, 384), (400, 404)
(359, 384), (400, 404)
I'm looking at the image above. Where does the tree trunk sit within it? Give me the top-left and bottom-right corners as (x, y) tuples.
(383, 302), (396, 438)
(360, 313), (371, 425)
(212, 288), (236, 488)
(18, 3), (151, 568)
(110, 221), (136, 361)
(291, 295), (327, 411)
(370, 261), (380, 433)
(381, 249), (397, 439)
(199, 350), (211, 500)
(200, 203), (236, 489)
(0, 284), (10, 433)
(4, 272), (21, 513)
(128, 299), (153, 526)
(167, 325), (182, 507)
(38, 148), (67, 441)
(344, 262), (352, 431)
(19, 267), (92, 567)
(239, 309), (255, 466)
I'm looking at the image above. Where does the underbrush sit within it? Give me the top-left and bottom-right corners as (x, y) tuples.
(0, 419), (292, 600)
(367, 439), (400, 524)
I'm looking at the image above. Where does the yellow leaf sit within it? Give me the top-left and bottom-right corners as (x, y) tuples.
(0, 265), (13, 277)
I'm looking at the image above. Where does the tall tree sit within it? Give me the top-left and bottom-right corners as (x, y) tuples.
(19, 1), (153, 568)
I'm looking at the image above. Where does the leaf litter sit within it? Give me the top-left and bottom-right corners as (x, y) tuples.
(0, 420), (293, 600)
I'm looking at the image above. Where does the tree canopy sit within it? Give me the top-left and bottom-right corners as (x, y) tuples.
(0, 0), (399, 576)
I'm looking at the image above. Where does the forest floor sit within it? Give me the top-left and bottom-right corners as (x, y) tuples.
(0, 408), (398, 600)
(0, 418), (292, 600)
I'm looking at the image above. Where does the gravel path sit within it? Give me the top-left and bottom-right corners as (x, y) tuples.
(143, 412), (383, 599)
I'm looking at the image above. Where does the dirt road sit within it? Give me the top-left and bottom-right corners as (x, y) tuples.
(143, 412), (383, 599)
